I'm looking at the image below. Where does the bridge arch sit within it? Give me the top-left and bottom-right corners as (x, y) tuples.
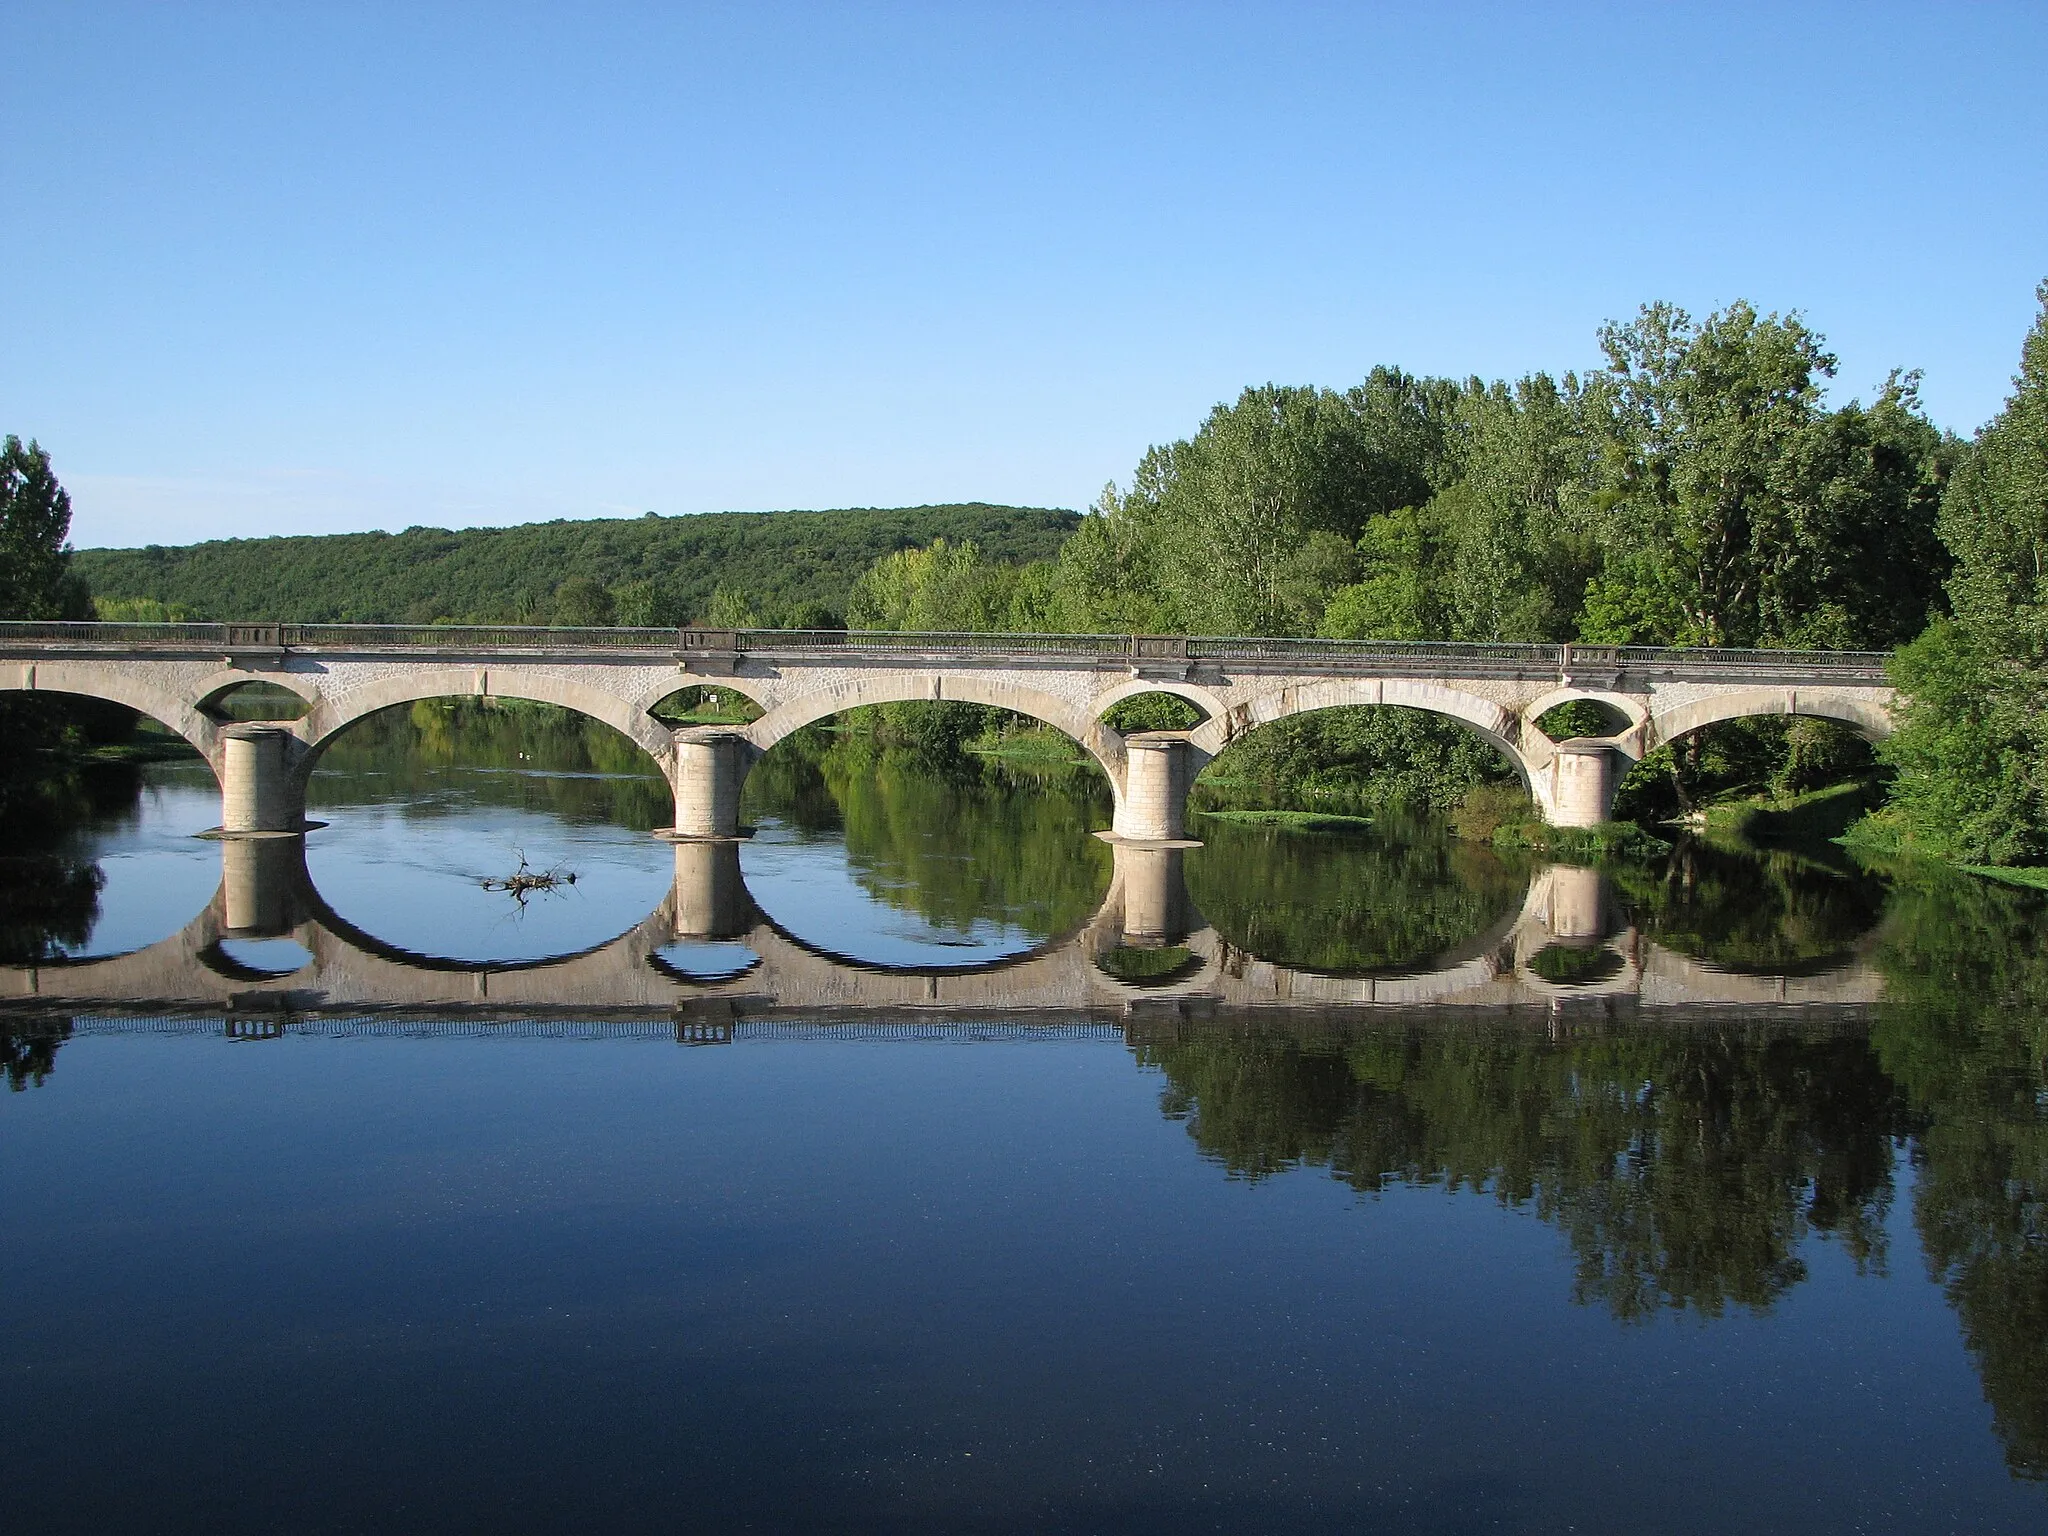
(1647, 689), (1893, 753)
(1520, 687), (1651, 762)
(193, 669), (321, 718)
(744, 673), (1128, 785)
(292, 666), (679, 791)
(1188, 677), (1536, 793)
(0, 660), (222, 770)
(1089, 677), (1225, 727)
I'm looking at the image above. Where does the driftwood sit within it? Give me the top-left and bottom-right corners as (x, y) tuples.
(480, 851), (578, 905)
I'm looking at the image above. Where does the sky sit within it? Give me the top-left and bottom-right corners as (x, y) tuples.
(5, 2), (2045, 550)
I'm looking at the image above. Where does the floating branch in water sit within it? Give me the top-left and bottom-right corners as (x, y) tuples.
(480, 850), (578, 905)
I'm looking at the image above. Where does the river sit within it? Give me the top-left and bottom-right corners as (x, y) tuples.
(3, 701), (2045, 1533)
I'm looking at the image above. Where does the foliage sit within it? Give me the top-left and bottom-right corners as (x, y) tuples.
(1491, 821), (1672, 862)
(744, 728), (1114, 941)
(309, 698), (672, 829)
(0, 1018), (71, 1091)
(68, 502), (1079, 627)
(0, 438), (105, 832)
(1697, 776), (1887, 848)
(0, 855), (104, 965)
(1577, 304), (1951, 649)
(1191, 706), (1518, 817)
(0, 436), (89, 622)
(1879, 287), (2048, 864)
(1609, 839), (1889, 973)
(1193, 809), (1374, 831)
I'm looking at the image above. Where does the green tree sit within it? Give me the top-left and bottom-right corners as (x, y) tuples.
(611, 578), (660, 627)
(0, 438), (98, 834)
(1577, 302), (1947, 650)
(550, 574), (615, 625)
(698, 584), (759, 628)
(0, 437), (88, 620)
(1880, 282), (2048, 864)
(845, 538), (1013, 632)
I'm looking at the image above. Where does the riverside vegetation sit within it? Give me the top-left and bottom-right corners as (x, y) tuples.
(10, 282), (2048, 872)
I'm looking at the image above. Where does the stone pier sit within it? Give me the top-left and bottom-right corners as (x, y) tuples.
(1111, 734), (1197, 843)
(217, 723), (305, 835)
(668, 729), (756, 840)
(1539, 741), (1620, 828)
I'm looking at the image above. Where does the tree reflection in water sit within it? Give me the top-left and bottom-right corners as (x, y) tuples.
(1871, 871), (2048, 1481)
(1136, 865), (2048, 1480)
(1137, 1021), (1907, 1318)
(1186, 815), (1524, 973)
(745, 725), (1115, 941)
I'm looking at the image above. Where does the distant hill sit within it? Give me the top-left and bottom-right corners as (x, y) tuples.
(71, 503), (1080, 626)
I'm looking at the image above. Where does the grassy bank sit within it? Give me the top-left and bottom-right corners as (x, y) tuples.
(1835, 807), (2048, 892)
(1699, 778), (1887, 847)
(1195, 809), (1375, 833)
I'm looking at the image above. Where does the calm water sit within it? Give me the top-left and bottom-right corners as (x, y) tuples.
(4, 707), (2046, 1533)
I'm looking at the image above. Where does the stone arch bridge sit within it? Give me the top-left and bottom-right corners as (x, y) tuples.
(0, 622), (1895, 836)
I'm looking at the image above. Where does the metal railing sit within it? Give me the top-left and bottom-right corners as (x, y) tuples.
(0, 620), (1894, 676)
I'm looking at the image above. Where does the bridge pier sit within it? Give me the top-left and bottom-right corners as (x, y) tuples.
(667, 729), (755, 840)
(216, 724), (307, 835)
(1537, 740), (1621, 828)
(671, 840), (752, 939)
(1111, 734), (1196, 843)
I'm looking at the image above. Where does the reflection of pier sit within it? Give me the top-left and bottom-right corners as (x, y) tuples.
(0, 839), (1883, 1021)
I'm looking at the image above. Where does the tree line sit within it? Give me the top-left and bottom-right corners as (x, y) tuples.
(70, 502), (1079, 629)
(831, 289), (2048, 865)
(11, 283), (2048, 863)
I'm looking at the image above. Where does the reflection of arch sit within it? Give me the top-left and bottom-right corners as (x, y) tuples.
(293, 667), (678, 789)
(1189, 679), (1533, 792)
(745, 674), (1127, 783)
(1649, 690), (1892, 751)
(1, 839), (1890, 1015)
(0, 660), (221, 770)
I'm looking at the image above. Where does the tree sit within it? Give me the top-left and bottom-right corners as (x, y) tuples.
(550, 575), (614, 626)
(1578, 302), (1841, 647)
(1880, 281), (2048, 863)
(845, 539), (1012, 632)
(0, 437), (88, 621)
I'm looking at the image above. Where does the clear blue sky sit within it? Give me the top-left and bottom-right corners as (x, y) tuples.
(5, 2), (2044, 549)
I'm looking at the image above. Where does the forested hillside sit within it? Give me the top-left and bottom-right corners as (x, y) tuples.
(71, 503), (1078, 627)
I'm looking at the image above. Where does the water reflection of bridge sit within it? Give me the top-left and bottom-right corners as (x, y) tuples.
(1, 836), (1883, 1025)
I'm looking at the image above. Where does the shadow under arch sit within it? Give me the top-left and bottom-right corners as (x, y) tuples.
(0, 661), (223, 772)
